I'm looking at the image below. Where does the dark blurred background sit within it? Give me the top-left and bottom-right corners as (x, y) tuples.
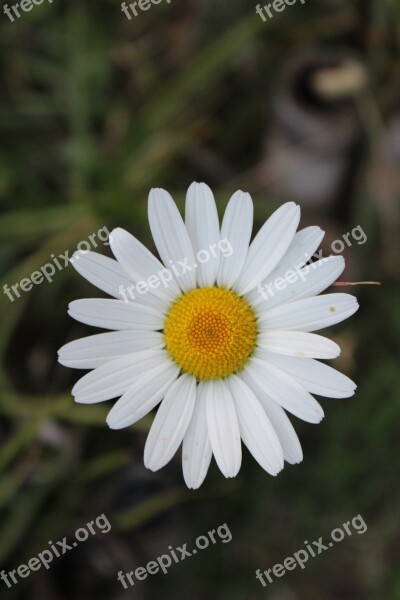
(1, 0), (399, 598)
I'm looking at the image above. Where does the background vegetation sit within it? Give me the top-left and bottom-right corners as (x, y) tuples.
(0, 0), (399, 598)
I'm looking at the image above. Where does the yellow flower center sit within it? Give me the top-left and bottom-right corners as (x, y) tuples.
(163, 287), (257, 381)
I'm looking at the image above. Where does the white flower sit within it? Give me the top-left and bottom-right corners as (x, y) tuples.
(58, 183), (359, 489)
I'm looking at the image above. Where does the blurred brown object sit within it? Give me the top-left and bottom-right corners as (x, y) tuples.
(367, 112), (400, 278)
(258, 49), (368, 211)
(165, 0), (198, 66)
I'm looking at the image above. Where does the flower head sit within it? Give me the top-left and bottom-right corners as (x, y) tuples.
(58, 183), (358, 489)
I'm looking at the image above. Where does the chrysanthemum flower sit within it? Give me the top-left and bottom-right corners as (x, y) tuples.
(58, 183), (358, 489)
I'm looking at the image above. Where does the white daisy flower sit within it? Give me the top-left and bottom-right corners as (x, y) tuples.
(58, 183), (359, 489)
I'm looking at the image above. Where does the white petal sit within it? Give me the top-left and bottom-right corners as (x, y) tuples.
(109, 227), (179, 305)
(258, 294), (359, 332)
(148, 188), (197, 292)
(144, 374), (197, 471)
(254, 255), (345, 311)
(182, 382), (212, 489)
(205, 379), (241, 478)
(247, 226), (324, 306)
(234, 202), (300, 295)
(270, 226), (325, 276)
(227, 375), (284, 475)
(68, 299), (164, 331)
(256, 349), (357, 399)
(72, 349), (167, 403)
(58, 330), (164, 369)
(185, 182), (220, 287)
(240, 371), (303, 464)
(243, 357), (324, 423)
(71, 251), (135, 299)
(257, 330), (340, 359)
(216, 190), (253, 289)
(106, 361), (180, 429)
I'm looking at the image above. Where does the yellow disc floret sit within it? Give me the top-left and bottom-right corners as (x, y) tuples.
(163, 287), (257, 381)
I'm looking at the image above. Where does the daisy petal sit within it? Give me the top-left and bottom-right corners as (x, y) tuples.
(243, 357), (324, 423)
(148, 188), (196, 292)
(257, 330), (341, 359)
(235, 202), (300, 295)
(106, 361), (180, 429)
(144, 374), (197, 471)
(256, 349), (357, 399)
(71, 251), (135, 299)
(185, 182), (220, 287)
(72, 349), (167, 404)
(217, 190), (253, 289)
(109, 227), (179, 305)
(258, 293), (359, 332)
(206, 379), (242, 478)
(254, 255), (345, 311)
(228, 375), (284, 475)
(240, 371), (303, 464)
(58, 330), (164, 369)
(270, 226), (325, 276)
(247, 226), (324, 306)
(182, 382), (212, 490)
(68, 299), (164, 331)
